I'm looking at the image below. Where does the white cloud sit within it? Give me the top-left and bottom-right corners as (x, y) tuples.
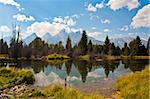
(88, 31), (101, 37)
(89, 14), (100, 20)
(101, 19), (110, 24)
(120, 25), (129, 31)
(26, 21), (67, 37)
(104, 28), (111, 32)
(131, 4), (150, 28)
(53, 17), (64, 23)
(87, 2), (104, 12)
(0, 0), (20, 8)
(0, 25), (11, 33)
(44, 18), (49, 20)
(53, 16), (76, 26)
(107, 0), (140, 11)
(96, 3), (104, 9)
(92, 27), (96, 30)
(26, 15), (78, 37)
(65, 27), (82, 33)
(66, 18), (76, 26)
(13, 14), (35, 22)
(0, 0), (24, 10)
(87, 4), (97, 12)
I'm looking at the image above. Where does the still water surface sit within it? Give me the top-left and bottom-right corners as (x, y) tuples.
(0, 60), (148, 87)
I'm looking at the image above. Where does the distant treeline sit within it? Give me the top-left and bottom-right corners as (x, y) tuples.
(0, 29), (149, 59)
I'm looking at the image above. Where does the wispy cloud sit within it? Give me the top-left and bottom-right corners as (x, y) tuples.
(120, 25), (129, 31)
(88, 31), (101, 37)
(92, 27), (96, 30)
(101, 19), (110, 24)
(104, 28), (111, 33)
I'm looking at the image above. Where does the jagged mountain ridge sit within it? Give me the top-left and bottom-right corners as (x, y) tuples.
(3, 31), (148, 48)
(25, 31), (103, 46)
(110, 37), (147, 48)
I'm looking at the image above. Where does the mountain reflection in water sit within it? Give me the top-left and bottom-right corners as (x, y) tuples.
(0, 60), (148, 87)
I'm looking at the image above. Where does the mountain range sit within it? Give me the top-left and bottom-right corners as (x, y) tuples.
(110, 37), (147, 48)
(3, 30), (148, 48)
(24, 30), (103, 46)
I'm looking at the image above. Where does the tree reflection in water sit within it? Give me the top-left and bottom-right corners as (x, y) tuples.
(0, 59), (148, 83)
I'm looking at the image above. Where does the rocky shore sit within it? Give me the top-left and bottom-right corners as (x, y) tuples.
(0, 84), (34, 98)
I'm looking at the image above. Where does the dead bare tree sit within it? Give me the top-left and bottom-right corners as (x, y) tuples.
(9, 23), (22, 60)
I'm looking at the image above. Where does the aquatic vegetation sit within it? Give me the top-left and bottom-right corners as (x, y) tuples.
(114, 65), (149, 99)
(0, 68), (35, 89)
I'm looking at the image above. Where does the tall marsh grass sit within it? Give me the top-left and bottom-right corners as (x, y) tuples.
(114, 65), (150, 99)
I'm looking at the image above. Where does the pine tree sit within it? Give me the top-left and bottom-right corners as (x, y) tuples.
(129, 36), (142, 55)
(139, 45), (147, 55)
(108, 43), (115, 55)
(115, 46), (121, 56)
(104, 35), (110, 55)
(147, 37), (150, 55)
(123, 43), (130, 56)
(78, 30), (88, 55)
(88, 40), (93, 52)
(66, 36), (72, 50)
(58, 41), (64, 53)
(29, 37), (49, 57)
(0, 39), (4, 53)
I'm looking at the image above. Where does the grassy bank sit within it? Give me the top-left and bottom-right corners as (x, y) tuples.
(26, 84), (104, 99)
(121, 56), (150, 60)
(47, 53), (70, 60)
(114, 65), (149, 99)
(1, 54), (150, 61)
(0, 68), (35, 89)
(95, 55), (150, 61)
(79, 55), (91, 60)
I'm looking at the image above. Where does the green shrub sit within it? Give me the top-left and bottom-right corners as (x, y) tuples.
(0, 68), (35, 89)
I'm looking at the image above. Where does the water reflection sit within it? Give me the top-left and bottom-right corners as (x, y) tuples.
(0, 59), (149, 86)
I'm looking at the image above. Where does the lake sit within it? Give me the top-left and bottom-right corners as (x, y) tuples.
(0, 60), (149, 89)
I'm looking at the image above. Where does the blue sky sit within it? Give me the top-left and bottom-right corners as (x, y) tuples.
(0, 0), (149, 41)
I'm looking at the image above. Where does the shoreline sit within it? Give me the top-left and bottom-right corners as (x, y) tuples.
(0, 55), (150, 61)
